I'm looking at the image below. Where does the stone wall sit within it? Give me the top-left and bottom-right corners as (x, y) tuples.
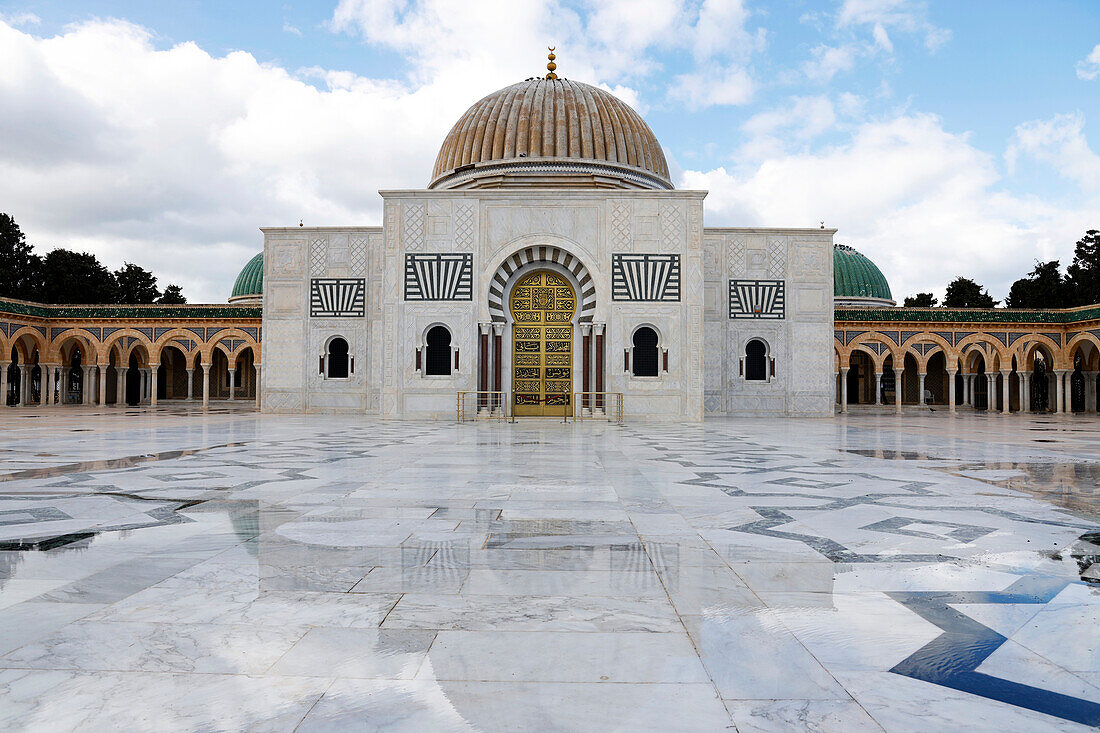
(702, 227), (835, 417)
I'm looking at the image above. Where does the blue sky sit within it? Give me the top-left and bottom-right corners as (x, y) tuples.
(0, 0), (1097, 303)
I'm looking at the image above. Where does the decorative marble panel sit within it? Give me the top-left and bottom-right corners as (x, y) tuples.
(404, 254), (473, 301)
(310, 279), (366, 318)
(611, 254), (681, 302)
(729, 280), (786, 320)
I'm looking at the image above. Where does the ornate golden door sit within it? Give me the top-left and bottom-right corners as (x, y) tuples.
(510, 271), (575, 417)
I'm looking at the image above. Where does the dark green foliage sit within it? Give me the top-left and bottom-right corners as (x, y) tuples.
(1066, 230), (1100, 306)
(1005, 260), (1072, 309)
(943, 277), (998, 308)
(0, 213), (186, 305)
(0, 214), (42, 300)
(37, 249), (118, 304)
(157, 284), (187, 304)
(903, 292), (938, 307)
(114, 263), (161, 304)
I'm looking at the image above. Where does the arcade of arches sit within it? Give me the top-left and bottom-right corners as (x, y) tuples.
(835, 306), (1100, 414)
(1, 299), (260, 409)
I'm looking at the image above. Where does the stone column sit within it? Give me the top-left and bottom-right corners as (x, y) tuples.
(186, 369), (194, 401)
(43, 365), (53, 405)
(201, 363), (210, 408)
(477, 323), (489, 412)
(98, 365), (107, 405)
(581, 324), (592, 413)
(1019, 373), (1030, 414)
(1001, 370), (1012, 413)
(0, 362), (8, 407)
(947, 370), (957, 412)
(839, 367), (849, 413)
(594, 323), (605, 413)
(894, 368), (904, 413)
(492, 323), (504, 414)
(254, 364), (262, 409)
(1054, 370), (1067, 413)
(149, 363), (159, 406)
(917, 372), (927, 406)
(867, 365), (878, 406)
(227, 368), (236, 401)
(1086, 371), (1098, 412)
(59, 368), (68, 405)
(23, 366), (32, 405)
(116, 368), (125, 405)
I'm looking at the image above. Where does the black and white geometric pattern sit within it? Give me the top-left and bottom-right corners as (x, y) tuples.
(404, 253), (473, 301)
(611, 254), (681, 302)
(729, 279), (785, 319)
(488, 246), (596, 323)
(310, 279), (366, 317)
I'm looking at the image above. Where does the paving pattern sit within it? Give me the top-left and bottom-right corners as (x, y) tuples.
(0, 405), (1097, 731)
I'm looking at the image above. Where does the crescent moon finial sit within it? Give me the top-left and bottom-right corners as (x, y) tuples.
(545, 46), (558, 79)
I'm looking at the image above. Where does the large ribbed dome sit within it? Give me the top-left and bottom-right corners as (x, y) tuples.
(430, 78), (672, 191)
(834, 244), (894, 307)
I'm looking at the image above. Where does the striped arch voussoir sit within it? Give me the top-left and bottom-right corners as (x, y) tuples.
(487, 246), (596, 323)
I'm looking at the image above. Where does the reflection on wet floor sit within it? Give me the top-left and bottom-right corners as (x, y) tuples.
(945, 462), (1100, 519)
(0, 409), (1098, 731)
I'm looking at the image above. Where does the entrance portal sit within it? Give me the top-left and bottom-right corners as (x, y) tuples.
(510, 271), (575, 417)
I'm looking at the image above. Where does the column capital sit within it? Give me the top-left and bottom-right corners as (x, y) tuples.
(946, 368), (958, 375)
(593, 323), (606, 336)
(491, 323), (505, 336)
(839, 366), (849, 373)
(893, 367), (904, 374)
(581, 324), (593, 336)
(478, 322), (492, 335)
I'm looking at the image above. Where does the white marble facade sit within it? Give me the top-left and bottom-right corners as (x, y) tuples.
(261, 191), (834, 419)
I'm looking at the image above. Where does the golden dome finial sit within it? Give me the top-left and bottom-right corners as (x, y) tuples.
(545, 46), (558, 79)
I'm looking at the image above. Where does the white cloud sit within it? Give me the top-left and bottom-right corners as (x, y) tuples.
(0, 18), (458, 302)
(329, 0), (764, 110)
(739, 96), (837, 159)
(282, 22), (302, 37)
(803, 44), (857, 82)
(1006, 112), (1100, 189)
(1077, 44), (1100, 81)
(670, 64), (754, 110)
(837, 0), (949, 51)
(682, 113), (1096, 302)
(0, 11), (39, 26)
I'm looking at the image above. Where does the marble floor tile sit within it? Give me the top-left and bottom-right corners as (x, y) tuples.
(296, 679), (734, 733)
(268, 627), (436, 679)
(723, 699), (884, 733)
(382, 593), (682, 632)
(420, 631), (711, 683)
(1, 409), (1098, 730)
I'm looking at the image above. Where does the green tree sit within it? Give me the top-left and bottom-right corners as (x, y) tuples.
(1066, 229), (1100, 306)
(943, 276), (998, 308)
(157, 284), (187, 304)
(903, 292), (938, 307)
(114, 262), (161, 304)
(0, 213), (42, 300)
(1005, 260), (1071, 309)
(38, 249), (118, 304)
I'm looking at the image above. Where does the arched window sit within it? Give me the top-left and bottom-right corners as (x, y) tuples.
(632, 327), (659, 377)
(425, 326), (452, 376)
(325, 337), (349, 379)
(745, 339), (768, 381)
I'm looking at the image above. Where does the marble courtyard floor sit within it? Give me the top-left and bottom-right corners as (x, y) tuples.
(0, 406), (1098, 732)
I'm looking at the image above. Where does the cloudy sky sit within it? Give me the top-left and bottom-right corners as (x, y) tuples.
(0, 0), (1097, 303)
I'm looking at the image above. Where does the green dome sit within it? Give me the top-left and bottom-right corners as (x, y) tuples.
(230, 252), (263, 302)
(833, 244), (893, 306)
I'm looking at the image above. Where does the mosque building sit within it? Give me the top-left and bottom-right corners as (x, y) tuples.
(2, 56), (1099, 417)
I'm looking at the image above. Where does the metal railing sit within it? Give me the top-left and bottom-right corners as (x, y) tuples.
(456, 391), (510, 422)
(571, 392), (624, 424)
